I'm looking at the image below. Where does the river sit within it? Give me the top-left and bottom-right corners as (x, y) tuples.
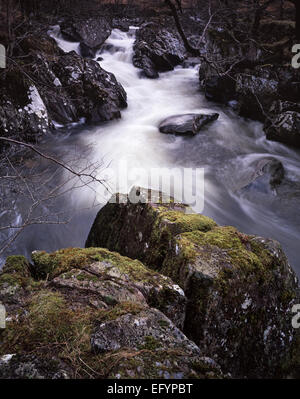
(1, 27), (300, 276)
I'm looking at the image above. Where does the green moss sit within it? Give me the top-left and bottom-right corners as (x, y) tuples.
(143, 208), (217, 270)
(0, 273), (22, 287)
(3, 256), (30, 277)
(74, 271), (98, 283)
(138, 336), (161, 351)
(0, 289), (95, 365)
(179, 227), (270, 275)
(31, 247), (169, 290)
(76, 273), (86, 281)
(102, 295), (118, 306)
(0, 271), (39, 294)
(31, 248), (98, 279)
(159, 211), (217, 234)
(161, 225), (277, 298)
(96, 302), (145, 323)
(0, 295), (150, 379)
(183, 226), (243, 250)
(158, 319), (170, 329)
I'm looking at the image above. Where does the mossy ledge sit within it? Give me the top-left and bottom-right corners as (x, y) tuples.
(1, 247), (221, 379)
(85, 187), (300, 378)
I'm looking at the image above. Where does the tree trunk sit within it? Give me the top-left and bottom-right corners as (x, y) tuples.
(164, 0), (200, 56)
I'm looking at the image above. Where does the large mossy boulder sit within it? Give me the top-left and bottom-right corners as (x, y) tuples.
(86, 187), (217, 269)
(86, 187), (300, 378)
(0, 249), (225, 379)
(162, 228), (299, 378)
(31, 247), (187, 329)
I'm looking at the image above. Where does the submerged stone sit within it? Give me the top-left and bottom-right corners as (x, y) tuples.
(159, 113), (219, 136)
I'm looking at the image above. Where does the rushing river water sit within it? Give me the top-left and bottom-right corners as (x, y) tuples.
(2, 27), (300, 275)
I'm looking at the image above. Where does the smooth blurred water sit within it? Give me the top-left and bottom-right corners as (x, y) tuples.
(2, 27), (300, 275)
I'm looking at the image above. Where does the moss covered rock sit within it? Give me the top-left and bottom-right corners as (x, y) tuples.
(0, 354), (70, 379)
(163, 229), (299, 378)
(86, 187), (300, 378)
(91, 307), (199, 354)
(86, 186), (217, 269)
(0, 252), (224, 379)
(31, 247), (186, 328)
(91, 306), (225, 379)
(0, 256), (39, 309)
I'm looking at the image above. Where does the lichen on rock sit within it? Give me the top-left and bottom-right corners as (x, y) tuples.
(0, 248), (222, 379)
(86, 187), (300, 378)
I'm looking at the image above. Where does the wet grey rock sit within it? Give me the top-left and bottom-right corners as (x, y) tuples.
(198, 28), (247, 104)
(49, 51), (127, 123)
(60, 17), (111, 58)
(240, 158), (285, 194)
(133, 22), (185, 78)
(94, 307), (226, 379)
(0, 34), (127, 144)
(159, 113), (219, 136)
(236, 71), (279, 121)
(0, 69), (52, 144)
(264, 101), (300, 148)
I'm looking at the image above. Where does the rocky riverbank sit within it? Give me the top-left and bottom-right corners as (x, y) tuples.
(1, 10), (299, 149)
(198, 21), (300, 148)
(0, 18), (127, 148)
